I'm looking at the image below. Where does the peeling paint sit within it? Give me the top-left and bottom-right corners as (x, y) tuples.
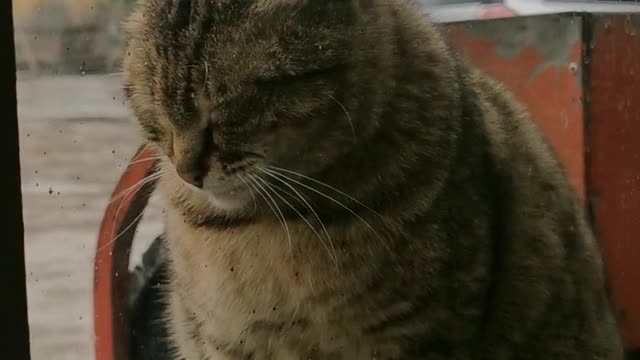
(446, 15), (585, 199)
(588, 13), (640, 348)
(454, 14), (582, 84)
(592, 13), (640, 38)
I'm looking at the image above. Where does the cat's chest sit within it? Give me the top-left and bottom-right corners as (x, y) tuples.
(164, 215), (380, 358)
(166, 216), (323, 310)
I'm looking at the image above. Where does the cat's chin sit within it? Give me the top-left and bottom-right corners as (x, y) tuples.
(205, 191), (252, 212)
(197, 182), (253, 212)
(170, 172), (253, 213)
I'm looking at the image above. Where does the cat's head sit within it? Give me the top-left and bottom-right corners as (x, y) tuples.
(122, 0), (402, 212)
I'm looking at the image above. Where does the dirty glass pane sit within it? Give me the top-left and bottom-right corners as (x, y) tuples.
(12, 1), (640, 360)
(14, 1), (161, 359)
(418, 0), (502, 5)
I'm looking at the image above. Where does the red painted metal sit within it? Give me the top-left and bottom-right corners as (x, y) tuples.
(587, 14), (640, 349)
(94, 145), (159, 360)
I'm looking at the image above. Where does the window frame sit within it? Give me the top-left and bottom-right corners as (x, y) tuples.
(1, 0), (31, 359)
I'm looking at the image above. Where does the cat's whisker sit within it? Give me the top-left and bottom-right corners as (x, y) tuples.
(236, 175), (257, 210)
(107, 169), (167, 207)
(256, 179), (301, 207)
(110, 170), (167, 237)
(103, 167), (165, 254)
(98, 208), (147, 254)
(328, 94), (356, 143)
(252, 176), (292, 250)
(113, 144), (161, 170)
(108, 150), (162, 197)
(259, 166), (391, 254)
(257, 168), (337, 265)
(109, 172), (166, 229)
(98, 72), (124, 79)
(245, 176), (280, 223)
(255, 176), (339, 268)
(265, 165), (383, 218)
(246, 176), (292, 249)
(124, 155), (164, 167)
(204, 62), (209, 89)
(258, 169), (331, 238)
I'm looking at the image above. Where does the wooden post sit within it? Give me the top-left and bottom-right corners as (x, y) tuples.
(0, 0), (31, 358)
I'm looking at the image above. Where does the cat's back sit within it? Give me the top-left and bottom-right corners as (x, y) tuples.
(458, 68), (625, 359)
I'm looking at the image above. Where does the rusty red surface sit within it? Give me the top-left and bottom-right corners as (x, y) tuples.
(587, 14), (640, 348)
(446, 20), (585, 201)
(94, 145), (159, 360)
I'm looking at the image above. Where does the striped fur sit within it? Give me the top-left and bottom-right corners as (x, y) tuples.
(122, 0), (624, 359)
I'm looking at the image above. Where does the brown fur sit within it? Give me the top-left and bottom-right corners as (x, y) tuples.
(123, 0), (624, 359)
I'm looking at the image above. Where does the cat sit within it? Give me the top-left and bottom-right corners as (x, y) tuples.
(122, 0), (625, 359)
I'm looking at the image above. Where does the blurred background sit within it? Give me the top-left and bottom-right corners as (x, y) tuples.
(12, 0), (640, 359)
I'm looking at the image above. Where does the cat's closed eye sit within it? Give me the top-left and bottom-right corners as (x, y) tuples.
(253, 63), (348, 87)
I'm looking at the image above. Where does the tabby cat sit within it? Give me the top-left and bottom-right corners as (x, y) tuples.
(122, 0), (624, 358)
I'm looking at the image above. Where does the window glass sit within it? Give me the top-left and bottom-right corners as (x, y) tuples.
(14, 1), (162, 358)
(12, 1), (640, 359)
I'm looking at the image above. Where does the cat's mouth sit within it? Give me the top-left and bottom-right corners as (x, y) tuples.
(210, 189), (252, 211)
(170, 154), (264, 211)
(188, 174), (255, 211)
(205, 164), (266, 211)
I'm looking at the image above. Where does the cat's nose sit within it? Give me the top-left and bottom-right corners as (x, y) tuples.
(176, 168), (204, 188)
